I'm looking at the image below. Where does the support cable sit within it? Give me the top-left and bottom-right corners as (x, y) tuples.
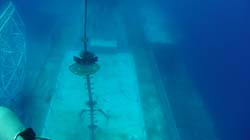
(83, 0), (88, 52)
(69, 1), (108, 140)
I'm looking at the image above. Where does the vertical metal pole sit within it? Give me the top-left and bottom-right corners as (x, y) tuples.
(83, 1), (97, 140)
(84, 0), (88, 52)
(86, 75), (96, 140)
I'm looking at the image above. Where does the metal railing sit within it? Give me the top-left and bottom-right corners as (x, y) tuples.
(0, 1), (26, 104)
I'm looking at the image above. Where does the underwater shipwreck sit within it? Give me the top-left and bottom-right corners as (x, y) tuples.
(0, 0), (220, 140)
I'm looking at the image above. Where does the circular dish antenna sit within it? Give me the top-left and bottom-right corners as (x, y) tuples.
(69, 63), (100, 76)
(69, 51), (100, 76)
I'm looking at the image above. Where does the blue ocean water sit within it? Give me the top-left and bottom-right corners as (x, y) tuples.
(155, 0), (250, 140)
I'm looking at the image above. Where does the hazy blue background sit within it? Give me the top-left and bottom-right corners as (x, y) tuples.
(156, 0), (250, 140)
